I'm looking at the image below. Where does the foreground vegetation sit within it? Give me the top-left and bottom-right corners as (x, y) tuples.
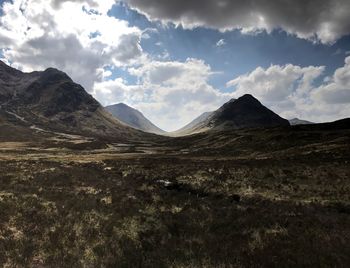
(0, 125), (350, 267)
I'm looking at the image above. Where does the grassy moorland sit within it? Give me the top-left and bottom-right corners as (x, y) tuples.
(0, 124), (350, 267)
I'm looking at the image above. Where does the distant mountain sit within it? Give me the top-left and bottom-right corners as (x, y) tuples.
(292, 118), (350, 131)
(174, 94), (290, 135)
(289, 118), (315, 125)
(105, 103), (165, 134)
(172, 112), (213, 135)
(0, 60), (147, 140)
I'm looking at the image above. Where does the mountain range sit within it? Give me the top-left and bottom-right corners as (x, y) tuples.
(107, 95), (292, 136)
(0, 61), (345, 140)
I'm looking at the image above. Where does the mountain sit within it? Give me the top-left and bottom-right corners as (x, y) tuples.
(289, 118), (315, 125)
(0, 61), (147, 140)
(174, 94), (290, 135)
(105, 103), (165, 134)
(172, 112), (213, 136)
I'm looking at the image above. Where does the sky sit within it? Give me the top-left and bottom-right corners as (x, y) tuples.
(0, 0), (350, 131)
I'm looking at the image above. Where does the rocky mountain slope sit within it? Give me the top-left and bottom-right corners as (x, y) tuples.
(0, 61), (148, 141)
(174, 94), (290, 135)
(106, 103), (165, 135)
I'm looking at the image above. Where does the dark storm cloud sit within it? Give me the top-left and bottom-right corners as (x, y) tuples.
(122, 0), (350, 44)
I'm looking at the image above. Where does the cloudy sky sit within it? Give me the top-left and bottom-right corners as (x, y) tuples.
(1, 0), (350, 131)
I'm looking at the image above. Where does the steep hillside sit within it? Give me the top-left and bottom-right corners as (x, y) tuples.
(0, 61), (149, 141)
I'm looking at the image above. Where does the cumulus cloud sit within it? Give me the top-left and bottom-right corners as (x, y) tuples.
(227, 64), (325, 102)
(94, 59), (232, 131)
(227, 57), (350, 122)
(0, 0), (143, 91)
(122, 0), (350, 44)
(312, 57), (350, 104)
